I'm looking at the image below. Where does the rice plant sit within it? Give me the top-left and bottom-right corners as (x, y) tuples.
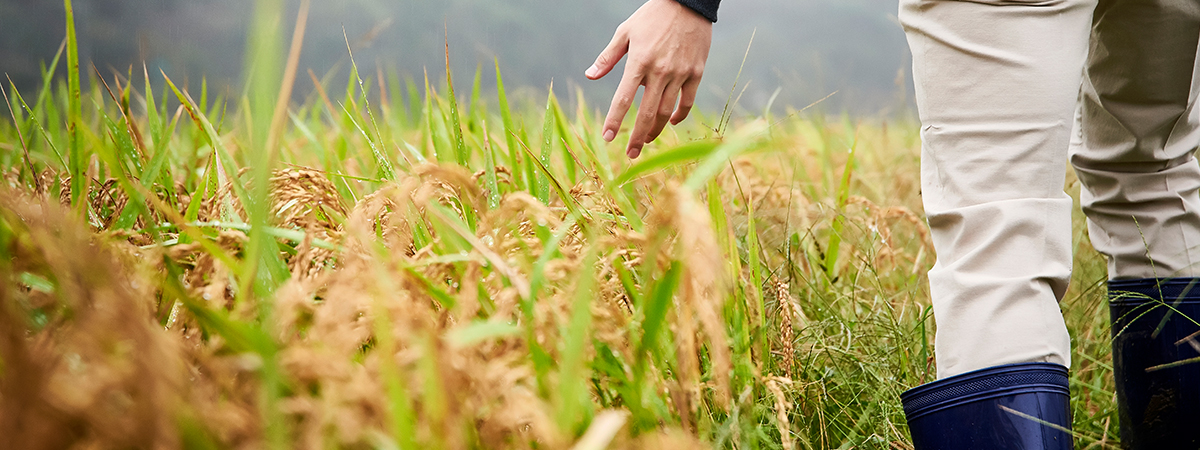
(0, 1), (1120, 449)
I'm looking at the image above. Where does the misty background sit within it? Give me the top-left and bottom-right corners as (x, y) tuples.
(0, 0), (914, 117)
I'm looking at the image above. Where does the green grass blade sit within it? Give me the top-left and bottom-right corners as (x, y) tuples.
(416, 335), (449, 450)
(140, 120), (176, 192)
(529, 215), (579, 298)
(495, 62), (523, 190)
(557, 244), (599, 434)
(447, 321), (521, 349)
(469, 65), (484, 126)
(142, 65), (161, 143)
(636, 261), (682, 366)
(481, 120), (501, 209)
(161, 72), (252, 215)
(745, 190), (767, 360)
(63, 0), (85, 209)
(91, 111), (153, 231)
(549, 94), (578, 185)
(629, 261), (682, 431)
(10, 83), (66, 168)
(165, 271), (275, 357)
(536, 86), (556, 204)
(443, 40), (469, 166)
(424, 73), (451, 163)
(683, 121), (768, 191)
(521, 216), (582, 397)
(184, 156), (216, 225)
(613, 139), (721, 187)
(424, 203), (473, 254)
(100, 111), (150, 230)
(403, 267), (458, 311)
(824, 130), (858, 280)
(406, 76), (421, 127)
(344, 32), (395, 179)
(243, 2), (290, 448)
(32, 38), (66, 127)
(519, 137), (581, 217)
(340, 101), (396, 180)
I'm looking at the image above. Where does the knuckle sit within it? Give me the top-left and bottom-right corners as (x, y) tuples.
(630, 60), (651, 76)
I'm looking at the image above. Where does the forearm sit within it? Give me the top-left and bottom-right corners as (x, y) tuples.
(673, 0), (720, 22)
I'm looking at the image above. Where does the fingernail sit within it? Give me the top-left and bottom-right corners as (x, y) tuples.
(603, 129), (615, 142)
(585, 64), (599, 78)
(627, 146), (641, 159)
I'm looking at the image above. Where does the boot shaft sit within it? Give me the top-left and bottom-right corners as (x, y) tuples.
(1109, 278), (1200, 449)
(902, 362), (1073, 450)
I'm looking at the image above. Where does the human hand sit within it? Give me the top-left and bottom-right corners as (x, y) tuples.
(586, 0), (713, 159)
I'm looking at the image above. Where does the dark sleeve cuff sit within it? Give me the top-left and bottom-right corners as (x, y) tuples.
(673, 0), (721, 23)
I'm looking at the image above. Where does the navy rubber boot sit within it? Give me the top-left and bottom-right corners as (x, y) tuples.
(901, 362), (1073, 450)
(1108, 278), (1200, 449)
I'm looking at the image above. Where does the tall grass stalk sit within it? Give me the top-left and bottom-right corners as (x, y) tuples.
(63, 0), (84, 209)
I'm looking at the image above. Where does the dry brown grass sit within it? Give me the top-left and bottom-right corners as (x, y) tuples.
(0, 192), (182, 450)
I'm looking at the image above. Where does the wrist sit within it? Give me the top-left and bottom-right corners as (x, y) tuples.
(671, 0), (720, 22)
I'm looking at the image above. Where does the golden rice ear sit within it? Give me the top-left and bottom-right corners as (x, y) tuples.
(0, 192), (184, 450)
(270, 168), (348, 228)
(621, 428), (711, 450)
(773, 276), (804, 378)
(648, 183), (733, 414)
(416, 163), (485, 214)
(765, 376), (796, 450)
(343, 176), (421, 256)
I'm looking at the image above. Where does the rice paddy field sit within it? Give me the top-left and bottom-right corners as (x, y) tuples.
(0, 2), (1122, 449)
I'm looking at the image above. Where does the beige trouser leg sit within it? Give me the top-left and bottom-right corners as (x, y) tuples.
(1071, 0), (1200, 280)
(900, 0), (1096, 378)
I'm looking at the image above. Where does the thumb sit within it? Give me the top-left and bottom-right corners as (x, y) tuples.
(586, 30), (629, 80)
